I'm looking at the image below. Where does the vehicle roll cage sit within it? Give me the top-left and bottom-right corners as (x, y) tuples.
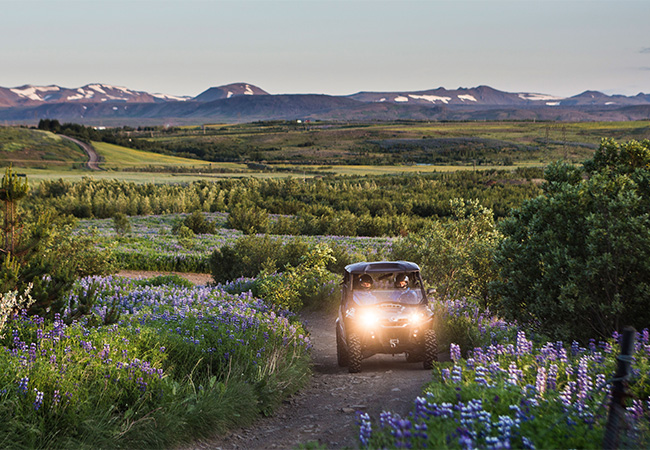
(341, 261), (429, 306)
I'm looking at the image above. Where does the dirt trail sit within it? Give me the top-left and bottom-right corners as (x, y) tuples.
(115, 271), (438, 449)
(189, 310), (436, 449)
(60, 134), (102, 170)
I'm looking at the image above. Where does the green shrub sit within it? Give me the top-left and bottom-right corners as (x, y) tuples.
(112, 212), (131, 237)
(493, 139), (650, 341)
(392, 198), (501, 303)
(174, 211), (216, 235)
(226, 204), (269, 235)
(254, 244), (335, 311)
(209, 235), (336, 284)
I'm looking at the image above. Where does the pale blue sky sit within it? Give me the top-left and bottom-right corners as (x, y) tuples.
(2, 0), (649, 97)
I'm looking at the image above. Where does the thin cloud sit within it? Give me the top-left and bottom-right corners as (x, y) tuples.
(641, 48), (650, 54)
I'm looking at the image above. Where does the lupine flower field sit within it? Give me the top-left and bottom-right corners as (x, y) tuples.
(0, 276), (311, 448)
(356, 303), (650, 449)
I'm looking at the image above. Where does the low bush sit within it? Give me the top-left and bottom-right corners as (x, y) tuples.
(173, 211), (216, 235)
(253, 244), (335, 311)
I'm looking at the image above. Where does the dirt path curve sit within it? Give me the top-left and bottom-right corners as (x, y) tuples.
(114, 271), (438, 449)
(60, 134), (102, 170)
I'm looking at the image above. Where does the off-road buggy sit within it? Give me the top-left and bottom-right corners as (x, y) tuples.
(336, 261), (438, 373)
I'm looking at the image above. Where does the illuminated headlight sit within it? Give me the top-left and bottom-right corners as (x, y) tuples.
(409, 312), (426, 324)
(360, 310), (379, 328)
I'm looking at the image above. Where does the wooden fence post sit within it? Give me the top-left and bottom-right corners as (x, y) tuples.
(603, 326), (636, 450)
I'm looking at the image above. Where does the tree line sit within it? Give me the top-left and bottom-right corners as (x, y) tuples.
(31, 171), (542, 236)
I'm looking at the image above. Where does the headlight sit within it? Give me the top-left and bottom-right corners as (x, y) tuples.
(409, 311), (426, 324)
(360, 309), (379, 328)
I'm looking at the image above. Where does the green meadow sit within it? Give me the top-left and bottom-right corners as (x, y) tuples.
(2, 120), (649, 182)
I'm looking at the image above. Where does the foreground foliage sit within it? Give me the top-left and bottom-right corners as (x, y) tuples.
(0, 277), (311, 449)
(358, 316), (650, 449)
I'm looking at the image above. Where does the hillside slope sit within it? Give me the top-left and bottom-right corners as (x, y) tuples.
(0, 127), (87, 167)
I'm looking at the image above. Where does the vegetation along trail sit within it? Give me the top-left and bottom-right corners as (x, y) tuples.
(188, 310), (440, 449)
(116, 271), (444, 448)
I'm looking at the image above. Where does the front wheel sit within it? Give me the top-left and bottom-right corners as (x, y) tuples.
(348, 333), (362, 373)
(336, 325), (349, 367)
(423, 329), (438, 370)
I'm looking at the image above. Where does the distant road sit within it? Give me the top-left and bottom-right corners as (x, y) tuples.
(60, 135), (102, 170)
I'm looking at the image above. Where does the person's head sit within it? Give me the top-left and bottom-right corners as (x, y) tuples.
(359, 274), (373, 290)
(394, 273), (409, 289)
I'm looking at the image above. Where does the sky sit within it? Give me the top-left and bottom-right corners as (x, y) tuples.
(2, 0), (650, 98)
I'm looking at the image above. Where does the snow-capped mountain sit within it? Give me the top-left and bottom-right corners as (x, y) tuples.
(348, 85), (568, 106)
(193, 83), (269, 102)
(0, 84), (191, 107)
(1, 82), (649, 124)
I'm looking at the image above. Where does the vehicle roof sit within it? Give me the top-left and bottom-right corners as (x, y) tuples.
(344, 261), (420, 274)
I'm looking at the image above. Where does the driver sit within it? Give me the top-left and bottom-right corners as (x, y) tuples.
(354, 274), (377, 305)
(394, 273), (409, 289)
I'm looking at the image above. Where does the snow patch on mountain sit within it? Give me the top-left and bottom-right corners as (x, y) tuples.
(10, 86), (60, 101)
(458, 94), (477, 102)
(409, 94), (452, 104)
(88, 84), (107, 94)
(152, 93), (189, 101)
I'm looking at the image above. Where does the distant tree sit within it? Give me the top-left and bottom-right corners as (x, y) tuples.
(226, 203), (269, 235)
(112, 212), (131, 237)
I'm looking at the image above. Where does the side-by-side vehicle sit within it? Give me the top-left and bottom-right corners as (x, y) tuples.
(336, 261), (438, 373)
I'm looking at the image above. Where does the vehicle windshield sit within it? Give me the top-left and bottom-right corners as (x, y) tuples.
(351, 272), (424, 306)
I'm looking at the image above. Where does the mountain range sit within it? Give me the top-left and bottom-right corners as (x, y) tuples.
(1, 82), (649, 125)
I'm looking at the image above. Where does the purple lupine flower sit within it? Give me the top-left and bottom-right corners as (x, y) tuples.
(560, 381), (576, 407)
(576, 357), (593, 403)
(52, 389), (61, 406)
(357, 412), (372, 447)
(507, 362), (521, 386)
(547, 364), (558, 392)
(571, 341), (581, 356)
(451, 365), (462, 384)
(450, 343), (462, 363)
(474, 366), (489, 387)
(33, 389), (44, 411)
(18, 377), (29, 395)
(535, 367), (547, 398)
(516, 331), (533, 356)
(379, 410), (394, 429)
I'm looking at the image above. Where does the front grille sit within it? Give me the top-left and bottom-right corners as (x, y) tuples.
(379, 317), (409, 327)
